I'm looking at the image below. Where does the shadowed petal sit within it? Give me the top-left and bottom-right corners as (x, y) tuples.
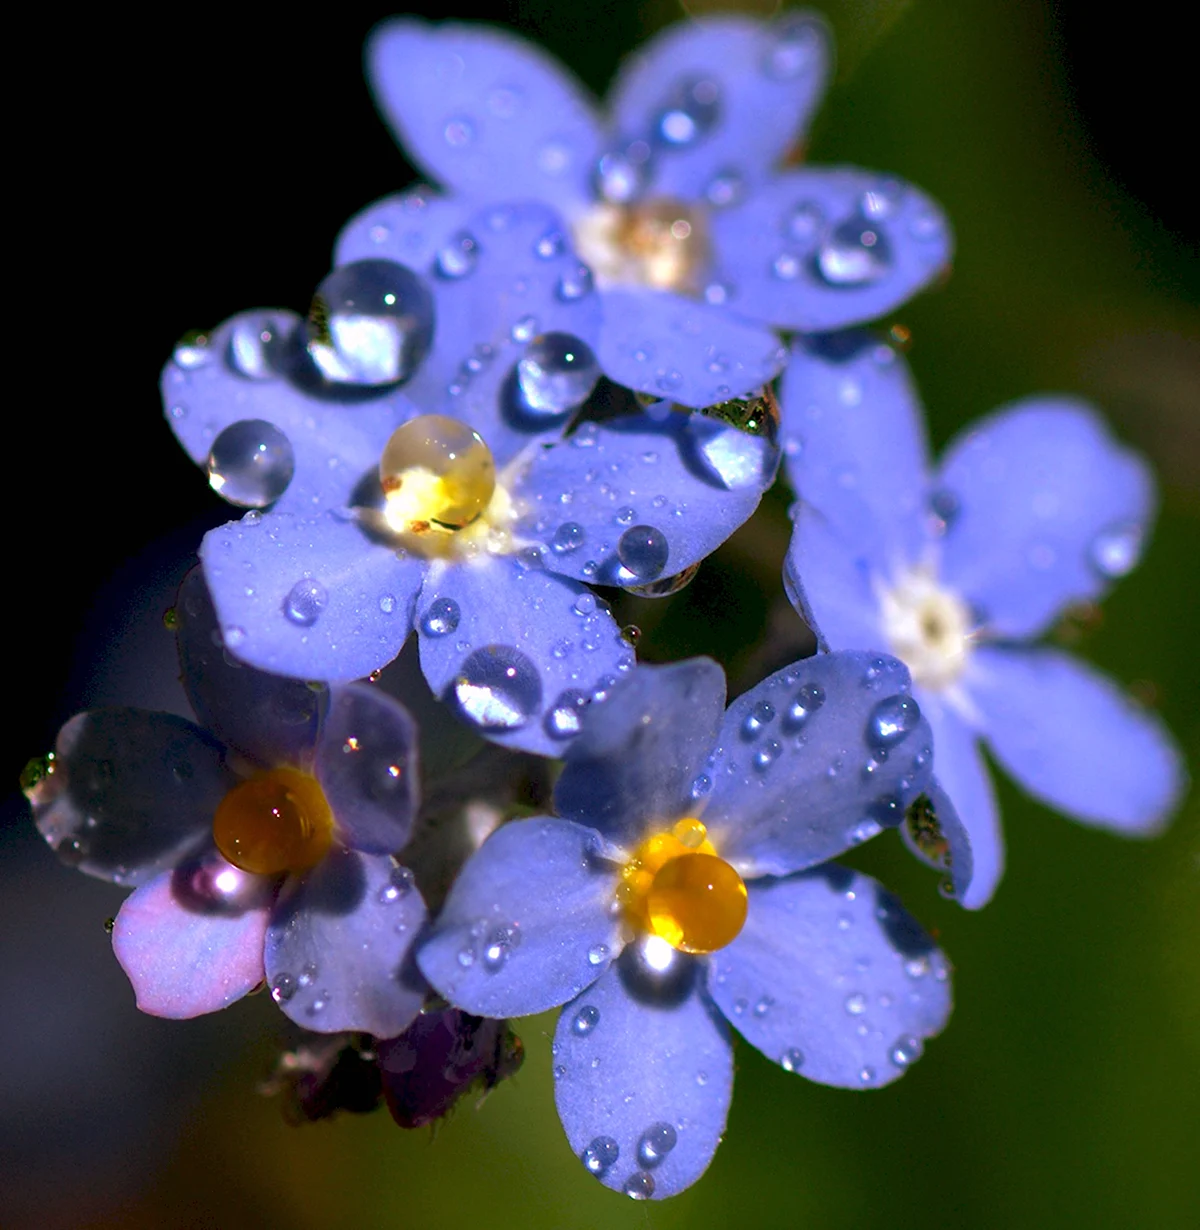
(708, 866), (951, 1089)
(417, 817), (620, 1017)
(28, 708), (235, 886)
(516, 415), (772, 585)
(710, 167), (952, 331)
(900, 773), (977, 907)
(608, 12), (831, 199)
(553, 947), (733, 1199)
(334, 187), (475, 272)
(315, 684), (419, 854)
(265, 849), (427, 1036)
(368, 19), (601, 213)
(597, 287), (786, 407)
(112, 858), (273, 1019)
(937, 400), (1156, 638)
(416, 556), (633, 757)
(969, 646), (1185, 836)
(556, 659), (727, 849)
(705, 652), (933, 875)
(200, 509), (424, 682)
(175, 568), (324, 769)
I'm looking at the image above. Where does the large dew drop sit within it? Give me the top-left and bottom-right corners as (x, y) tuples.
(516, 333), (600, 416)
(227, 312), (292, 380)
(452, 645), (542, 731)
(867, 694), (921, 749)
(207, 419), (295, 507)
(816, 216), (893, 287)
(306, 259), (434, 387)
(380, 415), (496, 532)
(617, 525), (669, 581)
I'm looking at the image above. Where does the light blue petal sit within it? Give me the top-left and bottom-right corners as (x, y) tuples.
(416, 817), (621, 1017)
(163, 309), (413, 514)
(918, 693), (1003, 910)
(556, 659), (727, 850)
(200, 509), (424, 683)
(515, 415), (772, 586)
(781, 331), (930, 568)
(607, 12), (831, 199)
(315, 684), (419, 854)
(708, 866), (951, 1089)
(704, 652), (933, 875)
(367, 19), (601, 213)
(553, 949), (733, 1199)
(401, 201), (603, 465)
(969, 646), (1186, 836)
(28, 708), (235, 886)
(175, 568), (324, 770)
(937, 399), (1156, 638)
(415, 555), (634, 757)
(265, 849), (427, 1036)
(596, 287), (787, 407)
(334, 187), (474, 272)
(709, 168), (952, 331)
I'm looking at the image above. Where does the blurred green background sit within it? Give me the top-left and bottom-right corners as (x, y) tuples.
(5, 1), (1197, 1226)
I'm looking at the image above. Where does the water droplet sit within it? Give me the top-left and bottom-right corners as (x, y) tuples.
(690, 773), (713, 800)
(741, 701), (776, 739)
(859, 1066), (876, 1084)
(848, 817), (883, 845)
(753, 740), (782, 771)
(546, 688), (589, 740)
(625, 561), (701, 599)
(890, 1035), (923, 1068)
(533, 227), (566, 260)
(753, 996), (774, 1017)
(764, 14), (824, 80)
(773, 252), (801, 281)
(867, 694), (921, 749)
(457, 945), (476, 968)
(705, 168), (745, 208)
(557, 263), (594, 301)
(816, 216), (893, 287)
(443, 115), (474, 146)
(207, 419), (295, 508)
(173, 332), (211, 369)
(587, 943), (609, 966)
(517, 332), (600, 416)
(297, 963), (318, 989)
(284, 578), (328, 627)
(307, 260), (434, 387)
(227, 312), (290, 379)
(781, 1048), (805, 1072)
(1090, 521), (1144, 578)
(572, 1004), (600, 1036)
(653, 76), (720, 147)
(421, 597), (461, 637)
(453, 645), (542, 730)
(582, 1136), (620, 1175)
(637, 1122), (677, 1169)
(593, 142), (653, 203)
(617, 525), (669, 580)
(552, 522), (586, 554)
(844, 992), (868, 1015)
(271, 972), (296, 1003)
(482, 925), (518, 972)
(435, 230), (479, 279)
(623, 1171), (655, 1200)
(223, 625), (246, 649)
(377, 865), (414, 904)
(573, 592), (597, 615)
(783, 683), (825, 731)
(379, 593), (397, 614)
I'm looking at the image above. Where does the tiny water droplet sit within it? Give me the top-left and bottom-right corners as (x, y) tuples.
(572, 1004), (600, 1036)
(284, 578), (328, 627)
(1090, 521), (1144, 578)
(781, 1048), (805, 1072)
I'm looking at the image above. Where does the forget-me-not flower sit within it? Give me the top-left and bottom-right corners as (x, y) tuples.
(25, 570), (427, 1036)
(416, 655), (950, 1198)
(350, 11), (952, 407)
(781, 331), (1186, 908)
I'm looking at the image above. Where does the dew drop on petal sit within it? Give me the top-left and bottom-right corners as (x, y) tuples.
(816, 217), (893, 287)
(653, 76), (720, 148)
(1089, 521), (1144, 578)
(207, 420), (295, 508)
(890, 1035), (923, 1068)
(453, 645), (542, 730)
(624, 1172), (656, 1200)
(571, 1004), (600, 1036)
(421, 597), (461, 637)
(284, 578), (328, 627)
(637, 1122), (677, 1169)
(867, 694), (921, 749)
(582, 1136), (619, 1175)
(763, 14), (824, 80)
(435, 230), (480, 279)
(227, 312), (290, 380)
(617, 525), (669, 580)
(586, 943), (609, 966)
(552, 522), (586, 554)
(517, 333), (600, 416)
(545, 688), (589, 740)
(556, 263), (594, 301)
(781, 1047), (804, 1073)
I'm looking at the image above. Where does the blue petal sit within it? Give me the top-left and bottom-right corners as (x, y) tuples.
(607, 12), (831, 199)
(264, 848), (427, 1036)
(515, 415), (773, 586)
(781, 331), (930, 569)
(899, 772), (977, 908)
(416, 817), (621, 1017)
(553, 948), (734, 1199)
(200, 509), (425, 682)
(703, 652), (933, 876)
(555, 659), (727, 850)
(596, 287), (787, 407)
(969, 646), (1186, 836)
(112, 860), (272, 1019)
(28, 708), (234, 886)
(937, 399), (1156, 638)
(709, 168), (953, 331)
(315, 684), (419, 854)
(367, 19), (601, 213)
(415, 556), (634, 757)
(163, 309), (413, 514)
(175, 568), (324, 769)
(919, 693), (1003, 910)
(400, 201), (603, 466)
(334, 187), (474, 273)
(708, 866), (951, 1089)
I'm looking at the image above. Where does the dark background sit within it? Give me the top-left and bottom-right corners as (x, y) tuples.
(6, 2), (1197, 1227)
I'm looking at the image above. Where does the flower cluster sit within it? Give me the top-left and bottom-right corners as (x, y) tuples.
(23, 9), (1184, 1203)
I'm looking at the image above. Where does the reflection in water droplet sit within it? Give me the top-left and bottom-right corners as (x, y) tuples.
(783, 683), (825, 730)
(284, 578), (328, 627)
(453, 645), (542, 730)
(545, 688), (589, 740)
(421, 597), (461, 637)
(816, 216), (893, 287)
(572, 1004), (600, 1036)
(271, 973), (296, 1003)
(867, 694), (921, 749)
(207, 419), (295, 508)
(228, 312), (291, 379)
(617, 525), (669, 580)
(552, 522), (586, 554)
(582, 1136), (620, 1174)
(517, 333), (600, 416)
(890, 1035), (923, 1068)
(557, 263), (594, 301)
(637, 1122), (677, 1169)
(587, 943), (609, 966)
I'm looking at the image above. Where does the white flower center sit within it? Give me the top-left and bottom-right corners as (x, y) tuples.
(878, 564), (974, 691)
(571, 198), (710, 294)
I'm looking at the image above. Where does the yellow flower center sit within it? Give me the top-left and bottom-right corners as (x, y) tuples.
(618, 818), (747, 954)
(212, 767), (334, 876)
(879, 564), (975, 690)
(572, 198), (710, 294)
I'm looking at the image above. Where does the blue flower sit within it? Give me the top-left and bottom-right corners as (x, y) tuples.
(24, 569), (427, 1036)
(192, 199), (781, 757)
(348, 12), (952, 408)
(780, 331), (1187, 908)
(416, 656), (950, 1198)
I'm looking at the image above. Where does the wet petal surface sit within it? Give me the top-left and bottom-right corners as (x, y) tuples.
(553, 947), (733, 1199)
(417, 816), (621, 1018)
(708, 865), (951, 1089)
(334, 187), (475, 274)
(265, 848), (427, 1036)
(704, 652), (933, 876)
